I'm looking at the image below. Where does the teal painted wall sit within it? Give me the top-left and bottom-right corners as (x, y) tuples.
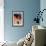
(4, 0), (40, 42)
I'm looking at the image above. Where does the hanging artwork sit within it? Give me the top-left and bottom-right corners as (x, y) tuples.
(12, 11), (24, 27)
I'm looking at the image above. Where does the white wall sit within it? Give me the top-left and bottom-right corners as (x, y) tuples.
(0, 0), (4, 42)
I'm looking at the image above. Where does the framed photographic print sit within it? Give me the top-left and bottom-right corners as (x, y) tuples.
(12, 11), (24, 27)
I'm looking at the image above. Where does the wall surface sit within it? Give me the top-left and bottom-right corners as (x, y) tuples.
(0, 0), (4, 42)
(40, 0), (46, 27)
(4, 0), (40, 42)
(40, 0), (46, 45)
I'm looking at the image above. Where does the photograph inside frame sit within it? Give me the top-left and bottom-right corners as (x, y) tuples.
(13, 11), (24, 26)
